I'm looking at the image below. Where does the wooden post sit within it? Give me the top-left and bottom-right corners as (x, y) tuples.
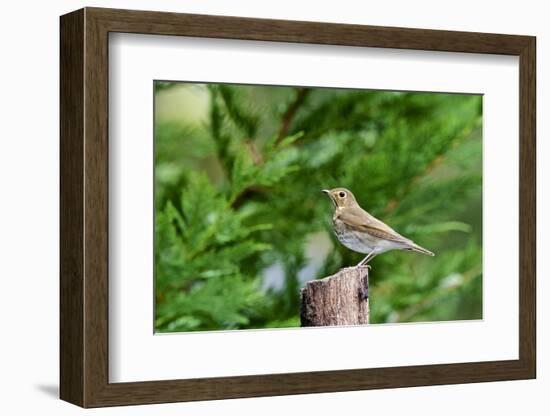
(300, 267), (369, 326)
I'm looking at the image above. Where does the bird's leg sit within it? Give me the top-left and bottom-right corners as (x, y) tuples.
(356, 251), (377, 268)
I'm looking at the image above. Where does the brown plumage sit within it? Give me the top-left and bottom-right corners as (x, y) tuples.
(323, 187), (434, 266)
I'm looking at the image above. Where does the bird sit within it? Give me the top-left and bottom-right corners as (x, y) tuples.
(322, 187), (434, 267)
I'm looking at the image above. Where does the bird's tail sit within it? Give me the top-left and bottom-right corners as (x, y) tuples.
(406, 243), (435, 257)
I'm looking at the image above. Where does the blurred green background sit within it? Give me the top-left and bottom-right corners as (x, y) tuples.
(154, 81), (482, 333)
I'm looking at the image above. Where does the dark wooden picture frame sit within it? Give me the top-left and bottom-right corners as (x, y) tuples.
(60, 7), (536, 408)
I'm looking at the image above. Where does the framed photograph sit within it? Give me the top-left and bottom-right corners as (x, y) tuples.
(60, 7), (536, 408)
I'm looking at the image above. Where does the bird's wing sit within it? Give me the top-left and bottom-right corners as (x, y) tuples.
(338, 208), (411, 243)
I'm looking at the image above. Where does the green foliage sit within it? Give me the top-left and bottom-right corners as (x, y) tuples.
(155, 82), (482, 332)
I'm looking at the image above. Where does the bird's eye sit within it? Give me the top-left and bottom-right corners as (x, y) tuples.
(339, 191), (346, 198)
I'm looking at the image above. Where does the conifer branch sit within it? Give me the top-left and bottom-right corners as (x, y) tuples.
(383, 124), (480, 217)
(389, 266), (481, 322)
(277, 87), (310, 144)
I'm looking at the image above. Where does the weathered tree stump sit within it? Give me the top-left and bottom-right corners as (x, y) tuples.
(300, 267), (369, 326)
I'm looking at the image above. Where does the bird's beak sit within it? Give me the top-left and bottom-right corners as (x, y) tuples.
(322, 189), (336, 207)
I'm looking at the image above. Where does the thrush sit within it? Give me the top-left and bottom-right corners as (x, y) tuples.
(323, 187), (434, 266)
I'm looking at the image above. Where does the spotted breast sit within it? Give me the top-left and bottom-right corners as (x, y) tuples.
(332, 216), (377, 254)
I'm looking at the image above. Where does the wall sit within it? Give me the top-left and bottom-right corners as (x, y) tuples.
(0, 0), (546, 414)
